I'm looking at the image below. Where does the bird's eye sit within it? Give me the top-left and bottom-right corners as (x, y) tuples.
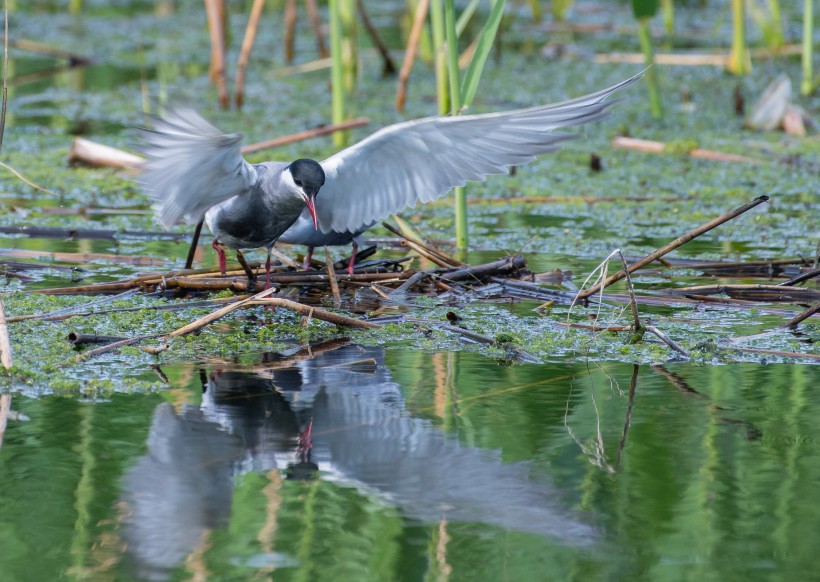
(294, 179), (303, 187)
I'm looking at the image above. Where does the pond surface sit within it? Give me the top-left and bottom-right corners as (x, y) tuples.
(2, 346), (819, 580)
(1, 1), (819, 581)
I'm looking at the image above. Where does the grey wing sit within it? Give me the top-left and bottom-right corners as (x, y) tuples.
(139, 108), (259, 228)
(317, 70), (644, 234)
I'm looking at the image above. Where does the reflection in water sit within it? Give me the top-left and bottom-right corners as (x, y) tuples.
(121, 345), (595, 579)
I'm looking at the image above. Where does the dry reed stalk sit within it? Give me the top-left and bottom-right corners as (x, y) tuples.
(381, 221), (464, 266)
(612, 136), (764, 164)
(284, 0), (298, 63)
(595, 44), (802, 66)
(205, 0), (230, 108)
(575, 195), (770, 300)
(325, 246), (342, 307)
(240, 117), (369, 154)
(718, 345), (820, 361)
(303, 0), (329, 57)
(0, 298), (11, 370)
(167, 287), (277, 338)
(235, 0), (266, 109)
(251, 298), (381, 328)
(68, 138), (145, 168)
(356, 0), (396, 75)
(396, 0), (430, 111)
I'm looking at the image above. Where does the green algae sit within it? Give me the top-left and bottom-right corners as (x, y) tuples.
(0, 1), (817, 393)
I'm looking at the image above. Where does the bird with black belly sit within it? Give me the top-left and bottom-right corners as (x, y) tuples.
(139, 70), (643, 282)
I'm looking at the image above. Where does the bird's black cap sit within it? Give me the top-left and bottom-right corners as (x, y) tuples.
(289, 159), (325, 196)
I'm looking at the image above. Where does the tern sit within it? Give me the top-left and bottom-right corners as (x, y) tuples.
(141, 70), (643, 283)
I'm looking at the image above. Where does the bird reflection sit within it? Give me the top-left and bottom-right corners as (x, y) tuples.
(121, 345), (596, 580)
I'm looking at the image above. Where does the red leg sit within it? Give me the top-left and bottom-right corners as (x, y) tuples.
(298, 417), (313, 462)
(265, 247), (272, 289)
(303, 246), (315, 271)
(346, 241), (359, 275)
(211, 239), (227, 275)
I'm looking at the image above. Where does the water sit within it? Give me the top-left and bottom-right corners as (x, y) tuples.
(2, 1), (818, 580)
(1, 347), (818, 581)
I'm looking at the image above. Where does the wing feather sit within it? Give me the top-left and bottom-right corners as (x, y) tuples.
(318, 71), (644, 234)
(138, 108), (258, 228)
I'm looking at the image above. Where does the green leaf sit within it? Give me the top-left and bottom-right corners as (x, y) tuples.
(460, 0), (507, 108)
(631, 0), (659, 19)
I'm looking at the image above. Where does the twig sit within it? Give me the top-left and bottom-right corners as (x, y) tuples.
(325, 246), (341, 307)
(666, 284), (820, 302)
(717, 345), (820, 362)
(251, 298), (382, 328)
(644, 325), (690, 358)
(0, 297), (11, 370)
(205, 0), (230, 108)
(284, 0), (297, 64)
(396, 0), (429, 111)
(356, 0), (397, 76)
(303, 0), (329, 57)
(0, 161), (58, 196)
(235, 0), (266, 109)
(612, 136), (765, 164)
(166, 287), (277, 337)
(441, 256), (526, 283)
(381, 221), (464, 266)
(241, 117), (370, 154)
(575, 195), (769, 300)
(72, 333), (164, 361)
(617, 250), (641, 331)
(66, 332), (129, 346)
(783, 301), (820, 328)
(778, 266), (820, 287)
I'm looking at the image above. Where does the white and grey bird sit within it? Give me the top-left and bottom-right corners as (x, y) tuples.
(141, 70), (643, 282)
(139, 111), (324, 286)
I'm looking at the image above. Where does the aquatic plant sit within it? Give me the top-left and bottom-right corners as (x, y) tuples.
(632, 0), (663, 118)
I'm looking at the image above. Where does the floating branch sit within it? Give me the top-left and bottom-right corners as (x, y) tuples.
(612, 136), (764, 164)
(68, 138), (144, 168)
(784, 301), (820, 328)
(665, 284), (820, 303)
(575, 195), (769, 300)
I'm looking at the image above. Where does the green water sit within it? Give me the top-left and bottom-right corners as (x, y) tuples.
(1, 1), (818, 580)
(1, 350), (819, 581)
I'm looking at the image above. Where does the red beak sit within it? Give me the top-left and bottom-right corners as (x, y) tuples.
(305, 195), (318, 230)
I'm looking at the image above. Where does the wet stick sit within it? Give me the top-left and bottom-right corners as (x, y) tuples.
(783, 301), (820, 328)
(575, 195), (769, 300)
(325, 246), (342, 308)
(166, 287), (278, 338)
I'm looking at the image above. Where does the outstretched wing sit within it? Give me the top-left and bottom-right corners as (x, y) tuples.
(317, 71), (644, 234)
(139, 108), (258, 228)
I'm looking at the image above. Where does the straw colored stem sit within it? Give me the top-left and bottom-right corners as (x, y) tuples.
(284, 0), (298, 64)
(0, 298), (11, 370)
(205, 0), (230, 108)
(235, 0), (266, 109)
(396, 0), (430, 111)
